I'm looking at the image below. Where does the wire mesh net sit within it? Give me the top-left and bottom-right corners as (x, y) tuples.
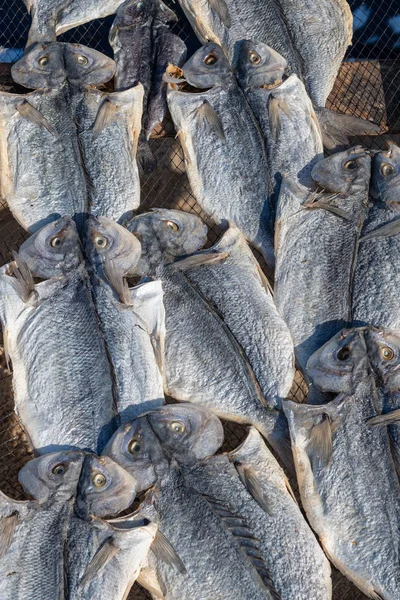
(0, 1), (399, 598)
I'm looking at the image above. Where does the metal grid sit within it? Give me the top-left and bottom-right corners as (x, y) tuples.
(0, 1), (399, 598)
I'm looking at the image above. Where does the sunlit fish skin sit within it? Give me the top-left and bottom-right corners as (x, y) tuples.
(176, 0), (352, 107)
(104, 405), (279, 600)
(274, 147), (371, 393)
(0, 451), (86, 600)
(0, 218), (115, 454)
(235, 40), (323, 193)
(84, 216), (165, 422)
(167, 43), (275, 268)
(130, 210), (293, 472)
(284, 330), (400, 599)
(352, 144), (400, 330)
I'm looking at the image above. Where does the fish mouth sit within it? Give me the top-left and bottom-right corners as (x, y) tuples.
(164, 64), (213, 94)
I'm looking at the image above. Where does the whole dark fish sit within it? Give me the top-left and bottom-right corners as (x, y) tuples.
(287, 328), (400, 599)
(0, 218), (115, 453)
(132, 210), (294, 410)
(235, 40), (323, 191)
(352, 144), (400, 329)
(84, 216), (165, 422)
(104, 405), (280, 600)
(110, 0), (186, 171)
(136, 404), (332, 600)
(130, 210), (292, 471)
(0, 450), (86, 600)
(177, 0), (352, 107)
(2, 42), (115, 232)
(167, 42), (275, 267)
(274, 147), (370, 391)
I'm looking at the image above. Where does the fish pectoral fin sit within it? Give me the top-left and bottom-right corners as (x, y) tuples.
(208, 0), (231, 27)
(303, 198), (353, 221)
(360, 219), (400, 241)
(202, 493), (281, 599)
(367, 409), (400, 427)
(234, 462), (274, 517)
(130, 280), (165, 374)
(308, 413), (333, 467)
(0, 512), (19, 559)
(172, 251), (228, 270)
(104, 256), (132, 306)
(93, 98), (118, 139)
(9, 252), (36, 303)
(16, 100), (57, 136)
(269, 96), (292, 139)
(193, 101), (225, 142)
(150, 530), (186, 574)
(79, 538), (119, 587)
(136, 566), (166, 599)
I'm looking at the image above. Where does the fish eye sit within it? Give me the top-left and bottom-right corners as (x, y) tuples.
(381, 163), (395, 177)
(128, 439), (141, 454)
(94, 235), (107, 248)
(76, 54), (88, 65)
(248, 51), (261, 64)
(50, 236), (62, 248)
(204, 53), (218, 66)
(52, 463), (65, 476)
(165, 220), (179, 232)
(169, 421), (185, 434)
(344, 160), (357, 170)
(337, 346), (350, 361)
(39, 56), (49, 66)
(92, 473), (107, 487)
(381, 346), (394, 360)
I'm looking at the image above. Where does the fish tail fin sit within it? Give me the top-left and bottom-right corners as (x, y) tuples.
(315, 106), (381, 150)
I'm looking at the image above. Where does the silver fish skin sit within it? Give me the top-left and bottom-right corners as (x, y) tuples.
(129, 213), (293, 471)
(0, 218), (115, 454)
(284, 385), (400, 599)
(74, 84), (143, 221)
(84, 216), (165, 422)
(175, 224), (295, 410)
(274, 147), (370, 386)
(103, 407), (279, 600)
(352, 144), (400, 330)
(177, 0), (352, 106)
(235, 41), (323, 190)
(167, 43), (275, 267)
(0, 451), (86, 600)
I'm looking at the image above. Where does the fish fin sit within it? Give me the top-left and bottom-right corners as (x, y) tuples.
(308, 414), (333, 466)
(0, 512), (18, 560)
(92, 99), (118, 139)
(303, 200), (353, 221)
(151, 530), (186, 574)
(63, 537), (69, 600)
(234, 462), (274, 517)
(367, 409), (400, 427)
(315, 107), (381, 150)
(16, 101), (57, 136)
(3, 326), (10, 372)
(136, 566), (166, 599)
(208, 0), (231, 27)
(137, 139), (158, 174)
(104, 256), (131, 306)
(9, 252), (36, 303)
(177, 130), (192, 166)
(255, 262), (274, 296)
(193, 100), (225, 141)
(202, 494), (280, 598)
(80, 538), (119, 587)
(360, 219), (400, 241)
(172, 251), (228, 270)
(269, 96), (292, 139)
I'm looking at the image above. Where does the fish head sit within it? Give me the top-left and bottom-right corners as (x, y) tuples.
(103, 418), (166, 493)
(18, 450), (86, 503)
(128, 209), (208, 275)
(156, 0), (179, 24)
(113, 0), (157, 28)
(364, 328), (400, 391)
(307, 328), (369, 393)
(85, 216), (142, 279)
(75, 454), (137, 520)
(146, 404), (224, 463)
(19, 216), (82, 278)
(181, 43), (233, 89)
(63, 44), (116, 86)
(371, 145), (400, 207)
(234, 39), (287, 90)
(311, 146), (371, 194)
(11, 42), (66, 89)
